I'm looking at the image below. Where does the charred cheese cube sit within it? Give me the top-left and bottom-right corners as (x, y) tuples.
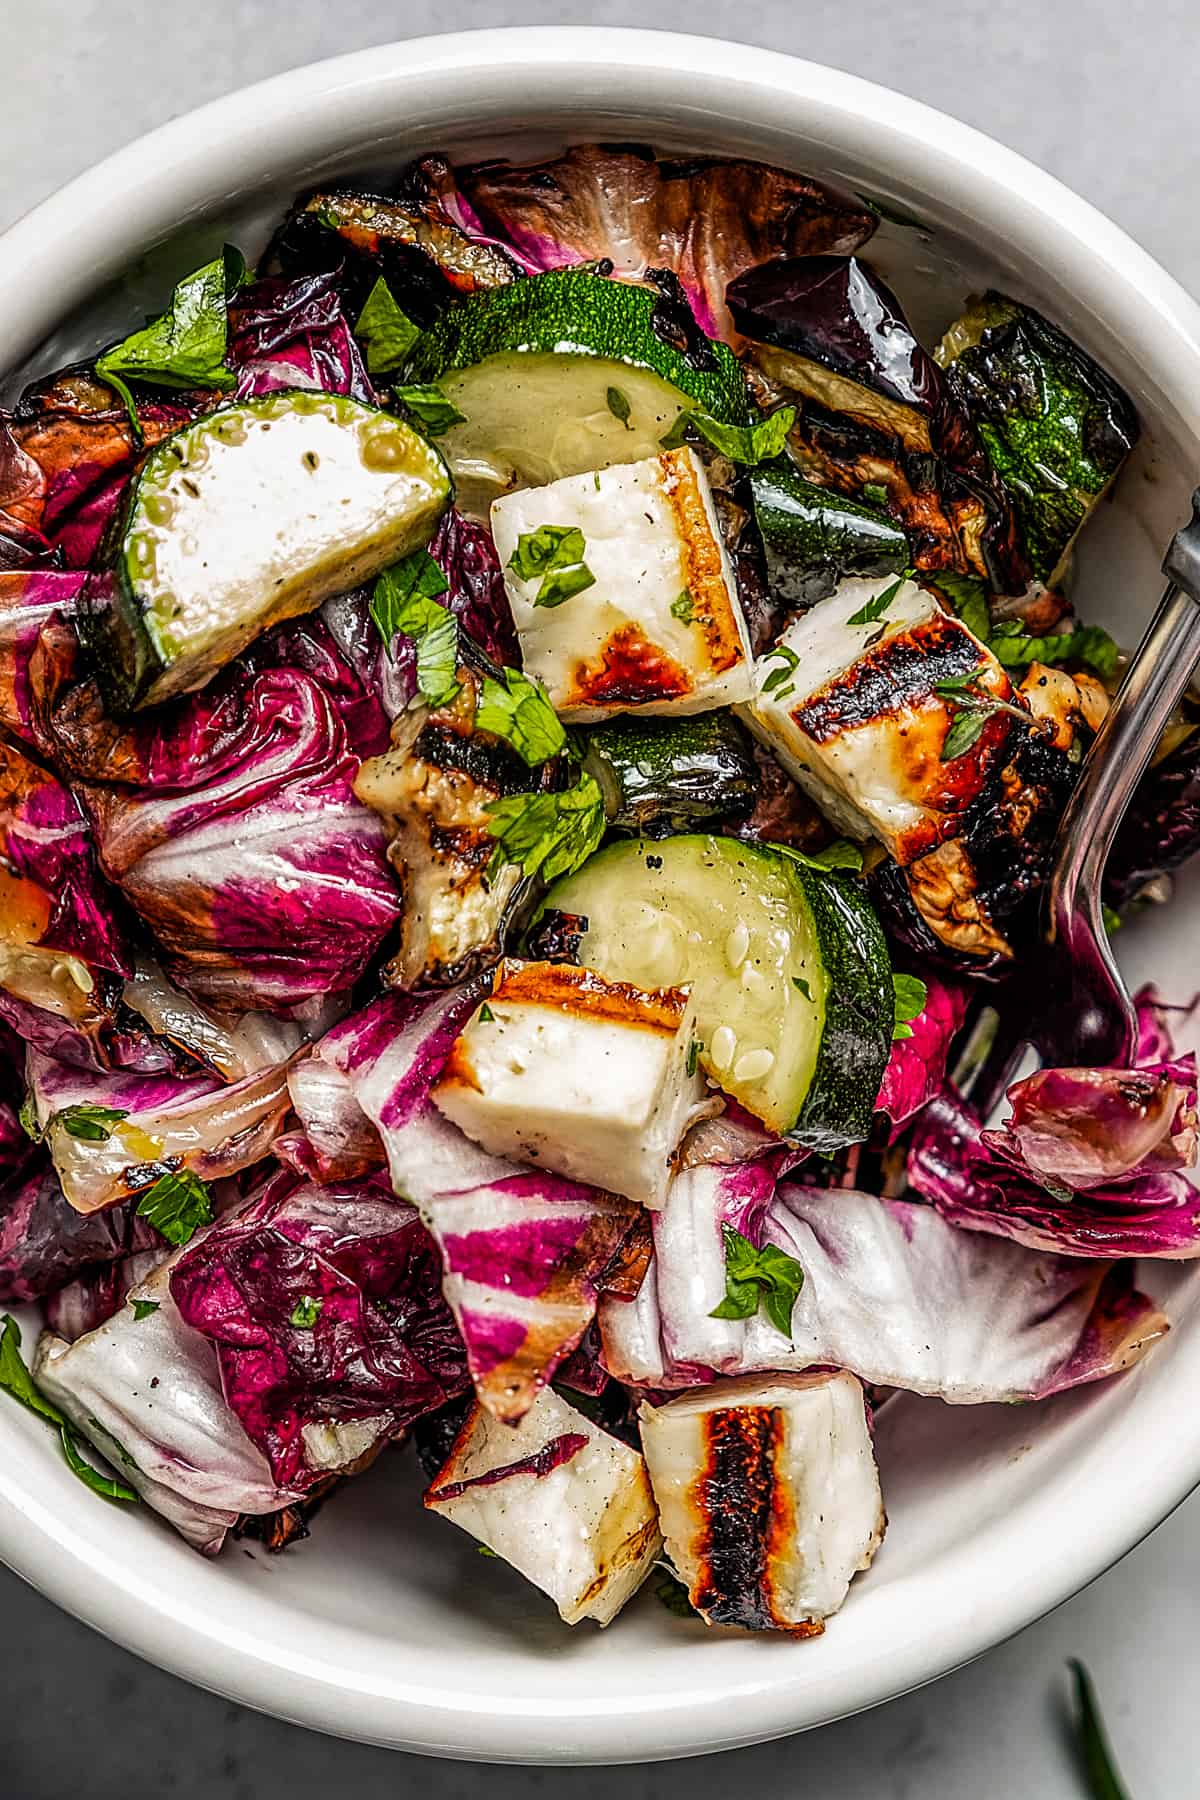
(639, 1370), (885, 1633)
(431, 959), (710, 1207)
(744, 575), (1015, 865)
(424, 1386), (662, 1626)
(490, 449), (754, 723)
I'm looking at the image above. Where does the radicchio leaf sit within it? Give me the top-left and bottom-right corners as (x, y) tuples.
(170, 1169), (469, 1492)
(599, 1167), (1165, 1401)
(452, 146), (876, 344)
(228, 270), (374, 403)
(875, 972), (969, 1134)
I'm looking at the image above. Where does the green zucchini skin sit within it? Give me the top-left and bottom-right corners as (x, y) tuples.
(788, 865), (893, 1153)
(937, 293), (1139, 585)
(403, 267), (752, 425)
(749, 458), (910, 606)
(582, 712), (760, 836)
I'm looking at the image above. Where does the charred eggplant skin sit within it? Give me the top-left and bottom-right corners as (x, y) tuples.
(581, 711), (760, 837)
(749, 457), (909, 605)
(937, 293), (1139, 584)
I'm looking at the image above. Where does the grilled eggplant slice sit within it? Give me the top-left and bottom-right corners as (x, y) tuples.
(639, 1370), (884, 1634)
(268, 184), (520, 327)
(424, 1386), (661, 1627)
(937, 293), (1139, 585)
(353, 664), (532, 989)
(582, 710), (760, 836)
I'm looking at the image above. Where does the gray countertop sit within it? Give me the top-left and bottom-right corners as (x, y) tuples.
(3, 3), (1194, 1794)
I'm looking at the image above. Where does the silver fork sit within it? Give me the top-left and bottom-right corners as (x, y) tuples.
(972, 490), (1200, 1107)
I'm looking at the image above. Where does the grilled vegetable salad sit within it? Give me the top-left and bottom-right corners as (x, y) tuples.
(0, 141), (1192, 1641)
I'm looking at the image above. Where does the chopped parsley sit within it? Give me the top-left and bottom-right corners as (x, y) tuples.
(846, 572), (908, 628)
(710, 1223), (805, 1338)
(606, 386), (633, 430)
(352, 276), (419, 376)
(779, 839), (865, 876)
(862, 482), (890, 508)
(478, 1003), (496, 1024)
(891, 973), (928, 1040)
(51, 1104), (129, 1144)
(95, 247), (245, 437)
(792, 976), (813, 1001)
(0, 1314), (138, 1504)
(475, 667), (566, 766)
(661, 405), (795, 466)
(485, 773), (607, 885)
(670, 589), (696, 624)
(507, 525), (595, 609)
(685, 1038), (701, 1078)
(290, 1296), (324, 1329)
(135, 1168), (213, 1247)
(393, 383), (466, 437)
(1069, 1661), (1132, 1800)
(761, 642), (801, 699)
(370, 550), (458, 708)
(130, 1299), (160, 1322)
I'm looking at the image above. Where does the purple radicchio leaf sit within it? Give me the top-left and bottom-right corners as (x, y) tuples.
(170, 1168), (470, 1493)
(0, 1150), (159, 1304)
(228, 271), (374, 403)
(599, 1167), (1166, 1399)
(452, 146), (876, 344)
(65, 665), (400, 1017)
(320, 987), (642, 1421)
(36, 1240), (304, 1552)
(875, 971), (969, 1136)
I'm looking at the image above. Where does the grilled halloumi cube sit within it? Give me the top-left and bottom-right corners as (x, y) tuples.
(424, 1385), (662, 1626)
(431, 959), (711, 1207)
(490, 449), (754, 723)
(639, 1371), (885, 1633)
(743, 575), (1016, 866)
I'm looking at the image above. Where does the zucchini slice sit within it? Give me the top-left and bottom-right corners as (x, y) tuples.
(402, 269), (751, 515)
(538, 834), (892, 1146)
(750, 458), (910, 606)
(936, 293), (1139, 585)
(91, 389), (450, 708)
(582, 712), (760, 836)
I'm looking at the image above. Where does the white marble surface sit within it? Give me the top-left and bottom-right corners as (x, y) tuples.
(2, 2), (1195, 1794)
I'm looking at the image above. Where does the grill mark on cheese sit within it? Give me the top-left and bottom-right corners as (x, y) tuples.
(569, 622), (693, 709)
(488, 958), (690, 1031)
(660, 447), (748, 675)
(792, 613), (1008, 742)
(691, 1404), (796, 1631)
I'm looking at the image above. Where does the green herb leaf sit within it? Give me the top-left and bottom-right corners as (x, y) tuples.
(58, 1425), (139, 1502)
(710, 1224), (804, 1339)
(989, 620), (1120, 679)
(96, 250), (243, 434)
(478, 1003), (496, 1024)
(136, 1169), (213, 1247)
(393, 383), (466, 437)
(476, 1544), (499, 1558)
(485, 773), (607, 885)
(130, 1299), (160, 1321)
(686, 1038), (701, 1078)
(892, 972), (928, 1040)
(507, 524), (595, 609)
(670, 589), (696, 624)
(475, 667), (566, 767)
(0, 1315), (137, 1503)
(862, 482), (890, 508)
(778, 838), (864, 877)
(792, 976), (813, 1001)
(370, 551), (458, 707)
(847, 573), (906, 628)
(1068, 1662), (1132, 1800)
(290, 1296), (324, 1329)
(51, 1104), (129, 1144)
(940, 706), (990, 761)
(761, 642), (800, 698)
(18, 1094), (40, 1141)
(1102, 902), (1123, 937)
(654, 1569), (697, 1617)
(606, 386), (633, 430)
(353, 276), (420, 376)
(661, 406), (796, 466)
(932, 571), (992, 644)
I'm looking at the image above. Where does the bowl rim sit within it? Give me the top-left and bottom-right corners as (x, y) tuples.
(3, 24), (1200, 1764)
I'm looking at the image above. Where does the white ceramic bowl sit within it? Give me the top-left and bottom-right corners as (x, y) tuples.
(3, 24), (1200, 1765)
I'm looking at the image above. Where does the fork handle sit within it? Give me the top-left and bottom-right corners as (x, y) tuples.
(1046, 490), (1200, 1052)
